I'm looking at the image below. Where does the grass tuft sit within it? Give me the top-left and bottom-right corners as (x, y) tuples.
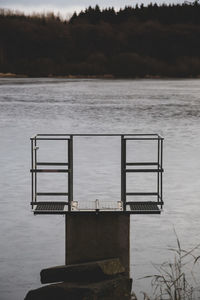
(133, 230), (200, 300)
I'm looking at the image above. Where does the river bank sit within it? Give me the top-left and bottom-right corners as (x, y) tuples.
(1, 72), (200, 79)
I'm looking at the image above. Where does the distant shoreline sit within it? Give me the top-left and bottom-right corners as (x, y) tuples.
(1, 73), (200, 80)
(2, 4), (200, 79)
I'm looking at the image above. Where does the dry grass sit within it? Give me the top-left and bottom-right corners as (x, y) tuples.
(132, 230), (200, 300)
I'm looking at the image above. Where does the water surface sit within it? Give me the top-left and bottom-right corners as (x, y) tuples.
(0, 78), (200, 299)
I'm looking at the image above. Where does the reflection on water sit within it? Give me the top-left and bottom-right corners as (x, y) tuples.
(0, 78), (200, 299)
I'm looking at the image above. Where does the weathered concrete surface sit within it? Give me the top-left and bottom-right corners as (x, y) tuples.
(65, 213), (130, 275)
(25, 275), (132, 300)
(41, 258), (125, 284)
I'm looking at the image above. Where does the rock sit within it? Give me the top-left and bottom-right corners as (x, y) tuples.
(24, 275), (132, 300)
(40, 258), (125, 284)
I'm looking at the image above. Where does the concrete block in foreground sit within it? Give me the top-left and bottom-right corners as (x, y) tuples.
(25, 275), (132, 300)
(41, 258), (125, 284)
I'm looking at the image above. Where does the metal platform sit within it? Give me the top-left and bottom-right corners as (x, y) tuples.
(129, 201), (161, 214)
(31, 200), (163, 215)
(33, 202), (68, 214)
(30, 134), (164, 215)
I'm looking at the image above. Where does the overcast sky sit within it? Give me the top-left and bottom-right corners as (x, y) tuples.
(0, 0), (188, 17)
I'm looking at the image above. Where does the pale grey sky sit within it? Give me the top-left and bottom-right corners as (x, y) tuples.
(0, 0), (189, 17)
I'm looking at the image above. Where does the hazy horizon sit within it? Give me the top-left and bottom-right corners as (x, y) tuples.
(0, 0), (192, 17)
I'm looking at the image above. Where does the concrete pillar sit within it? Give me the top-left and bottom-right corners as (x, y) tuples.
(65, 213), (130, 275)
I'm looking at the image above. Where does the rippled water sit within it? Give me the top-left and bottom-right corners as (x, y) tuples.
(0, 78), (200, 300)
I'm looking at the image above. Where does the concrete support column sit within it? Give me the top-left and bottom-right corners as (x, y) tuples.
(65, 213), (130, 275)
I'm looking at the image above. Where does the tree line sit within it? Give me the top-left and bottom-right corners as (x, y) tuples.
(1, 2), (200, 77)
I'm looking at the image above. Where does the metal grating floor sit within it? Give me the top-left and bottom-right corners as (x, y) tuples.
(129, 202), (160, 213)
(32, 202), (161, 214)
(35, 203), (65, 211)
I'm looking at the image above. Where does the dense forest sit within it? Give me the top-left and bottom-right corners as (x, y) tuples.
(1, 2), (200, 77)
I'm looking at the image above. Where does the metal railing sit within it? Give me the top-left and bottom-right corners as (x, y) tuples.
(121, 134), (164, 211)
(30, 134), (73, 210)
(30, 134), (164, 214)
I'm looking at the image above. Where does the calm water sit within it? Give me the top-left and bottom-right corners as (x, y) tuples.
(0, 78), (200, 299)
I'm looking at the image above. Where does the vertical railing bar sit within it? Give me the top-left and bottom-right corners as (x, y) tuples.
(121, 135), (126, 211)
(71, 135), (73, 208)
(68, 135), (73, 211)
(121, 136), (123, 209)
(157, 137), (160, 203)
(160, 138), (163, 208)
(124, 139), (126, 211)
(31, 139), (34, 209)
(34, 137), (37, 202)
(68, 138), (70, 211)
(66, 137), (71, 264)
